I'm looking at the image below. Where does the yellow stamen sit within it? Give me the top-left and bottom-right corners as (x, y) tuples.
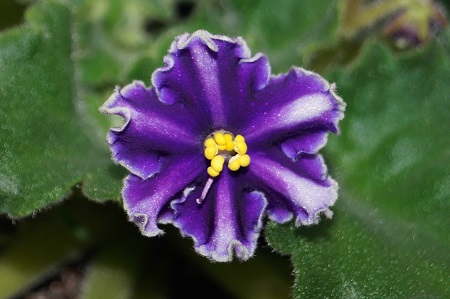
(214, 133), (226, 145)
(204, 146), (217, 160)
(217, 144), (227, 151)
(235, 141), (247, 155)
(225, 140), (234, 151)
(228, 161), (240, 171)
(207, 166), (220, 177)
(234, 135), (245, 143)
(203, 131), (250, 177)
(200, 132), (251, 204)
(228, 155), (241, 171)
(204, 138), (216, 147)
(238, 154), (251, 167)
(211, 155), (225, 172)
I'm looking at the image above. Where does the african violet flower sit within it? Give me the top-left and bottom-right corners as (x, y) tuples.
(101, 30), (345, 262)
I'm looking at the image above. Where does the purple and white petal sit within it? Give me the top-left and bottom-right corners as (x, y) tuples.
(242, 68), (345, 145)
(123, 154), (204, 237)
(248, 150), (338, 226)
(100, 81), (201, 179)
(279, 131), (329, 161)
(230, 53), (271, 126)
(172, 173), (267, 262)
(152, 30), (270, 129)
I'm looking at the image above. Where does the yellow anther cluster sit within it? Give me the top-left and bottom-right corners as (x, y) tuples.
(203, 132), (251, 177)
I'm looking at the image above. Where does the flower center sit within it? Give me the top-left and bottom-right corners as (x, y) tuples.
(196, 131), (251, 204)
(203, 131), (251, 176)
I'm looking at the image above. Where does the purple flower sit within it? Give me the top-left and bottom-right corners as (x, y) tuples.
(100, 31), (345, 262)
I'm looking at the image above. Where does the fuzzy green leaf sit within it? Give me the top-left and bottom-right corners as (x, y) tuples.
(0, 2), (124, 217)
(179, 0), (339, 73)
(266, 32), (450, 298)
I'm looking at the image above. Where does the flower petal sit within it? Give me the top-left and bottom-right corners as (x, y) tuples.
(152, 30), (270, 129)
(280, 131), (329, 161)
(123, 154), (204, 236)
(248, 151), (337, 225)
(172, 173), (267, 262)
(232, 53), (271, 125)
(100, 81), (201, 179)
(242, 68), (345, 145)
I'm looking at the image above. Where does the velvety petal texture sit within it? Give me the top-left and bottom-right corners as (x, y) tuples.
(151, 31), (270, 130)
(101, 30), (345, 262)
(171, 174), (267, 262)
(242, 69), (344, 146)
(100, 82), (201, 179)
(122, 154), (204, 236)
(248, 150), (337, 225)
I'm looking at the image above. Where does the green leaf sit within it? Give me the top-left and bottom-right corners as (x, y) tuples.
(76, 0), (175, 85)
(180, 0), (339, 73)
(232, 0), (339, 72)
(266, 32), (450, 298)
(0, 2), (124, 217)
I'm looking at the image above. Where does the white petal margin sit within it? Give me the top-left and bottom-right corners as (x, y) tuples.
(99, 81), (197, 179)
(250, 153), (338, 226)
(171, 184), (268, 262)
(151, 30), (252, 104)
